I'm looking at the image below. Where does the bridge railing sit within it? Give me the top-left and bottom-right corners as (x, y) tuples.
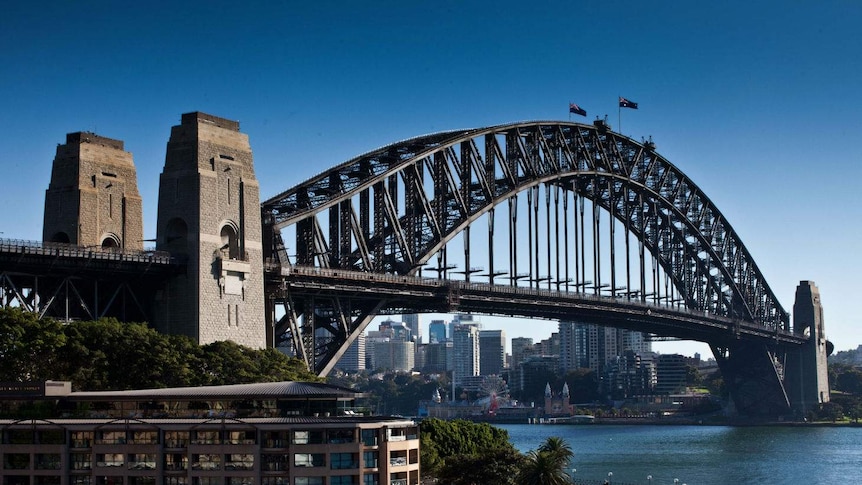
(0, 238), (175, 265)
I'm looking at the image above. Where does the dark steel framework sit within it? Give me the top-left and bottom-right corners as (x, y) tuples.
(0, 239), (183, 322)
(262, 120), (797, 408)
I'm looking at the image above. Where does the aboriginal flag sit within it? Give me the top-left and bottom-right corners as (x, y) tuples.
(569, 103), (587, 117)
(619, 97), (638, 109)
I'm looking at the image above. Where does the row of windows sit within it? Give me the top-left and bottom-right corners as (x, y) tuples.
(0, 475), (397, 485)
(4, 428), (411, 447)
(2, 449), (422, 471)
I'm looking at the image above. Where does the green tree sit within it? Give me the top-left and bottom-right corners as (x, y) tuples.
(516, 448), (572, 485)
(435, 447), (524, 485)
(419, 418), (518, 479)
(538, 436), (574, 466)
(0, 307), (66, 382)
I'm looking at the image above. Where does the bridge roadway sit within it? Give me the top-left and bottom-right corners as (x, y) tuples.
(272, 265), (807, 346)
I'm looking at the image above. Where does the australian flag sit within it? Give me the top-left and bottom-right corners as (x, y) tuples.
(619, 97), (638, 109)
(569, 103), (587, 117)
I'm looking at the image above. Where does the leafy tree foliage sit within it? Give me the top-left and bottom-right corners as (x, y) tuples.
(327, 371), (447, 415)
(517, 436), (575, 485)
(419, 418), (518, 479)
(0, 308), (319, 390)
(0, 308), (66, 382)
(435, 447), (524, 485)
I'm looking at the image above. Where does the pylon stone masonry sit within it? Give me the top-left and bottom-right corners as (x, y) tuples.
(152, 112), (266, 348)
(43, 132), (143, 250)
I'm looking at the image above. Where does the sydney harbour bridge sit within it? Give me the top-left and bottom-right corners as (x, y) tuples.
(0, 116), (829, 418)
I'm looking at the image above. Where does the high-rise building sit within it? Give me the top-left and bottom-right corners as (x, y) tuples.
(337, 332), (366, 372)
(558, 320), (651, 375)
(451, 323), (480, 388)
(402, 314), (421, 343)
(373, 340), (415, 373)
(479, 329), (506, 376)
(428, 320), (447, 343)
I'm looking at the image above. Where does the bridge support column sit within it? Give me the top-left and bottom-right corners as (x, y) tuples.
(711, 341), (791, 418)
(784, 281), (830, 417)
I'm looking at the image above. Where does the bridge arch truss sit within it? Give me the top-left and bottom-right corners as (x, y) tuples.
(262, 120), (790, 376)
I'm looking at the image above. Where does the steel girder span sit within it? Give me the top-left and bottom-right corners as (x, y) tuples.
(262, 120), (801, 414)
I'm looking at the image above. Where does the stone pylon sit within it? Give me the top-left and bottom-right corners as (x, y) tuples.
(785, 280), (831, 416)
(43, 132), (143, 250)
(153, 112), (265, 348)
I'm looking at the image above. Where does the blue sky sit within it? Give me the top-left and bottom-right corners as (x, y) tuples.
(2, 1), (861, 356)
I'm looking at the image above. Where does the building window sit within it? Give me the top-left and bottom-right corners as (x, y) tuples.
(261, 479), (288, 485)
(331, 476), (358, 485)
(192, 430), (220, 445)
(164, 478), (188, 485)
(390, 450), (408, 467)
(330, 452), (358, 469)
(164, 453), (187, 471)
(363, 451), (378, 468)
(294, 453), (325, 468)
(35, 453), (61, 470)
(363, 474), (379, 485)
(226, 479), (255, 485)
(191, 453), (221, 471)
(129, 478), (156, 485)
(164, 431), (189, 448)
(294, 478), (324, 485)
(131, 431), (158, 444)
(71, 453), (92, 470)
(71, 431), (93, 448)
(361, 429), (378, 446)
(262, 454), (288, 471)
(292, 430), (323, 445)
(225, 453), (254, 470)
(128, 453), (156, 470)
(409, 449), (418, 465)
(71, 478), (93, 485)
(38, 430), (64, 444)
(327, 428), (355, 444)
(97, 430), (126, 445)
(95, 453), (124, 468)
(3, 453), (30, 469)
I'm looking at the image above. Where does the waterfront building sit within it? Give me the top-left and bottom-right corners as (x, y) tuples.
(0, 381), (420, 484)
(655, 353), (689, 394)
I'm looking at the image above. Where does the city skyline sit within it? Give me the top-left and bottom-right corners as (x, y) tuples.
(2, 2), (861, 356)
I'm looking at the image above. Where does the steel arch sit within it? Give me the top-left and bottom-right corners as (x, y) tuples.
(262, 121), (790, 374)
(263, 120), (789, 372)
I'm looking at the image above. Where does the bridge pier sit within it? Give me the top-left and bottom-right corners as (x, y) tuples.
(784, 281), (830, 417)
(711, 341), (792, 417)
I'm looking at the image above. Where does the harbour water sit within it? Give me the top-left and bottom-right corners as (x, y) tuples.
(498, 423), (862, 484)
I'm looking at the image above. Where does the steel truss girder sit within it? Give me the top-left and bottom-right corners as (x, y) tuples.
(264, 121), (789, 374)
(0, 271), (150, 323)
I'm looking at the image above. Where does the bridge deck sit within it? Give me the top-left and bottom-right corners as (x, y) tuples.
(271, 265), (807, 346)
(0, 239), (184, 277)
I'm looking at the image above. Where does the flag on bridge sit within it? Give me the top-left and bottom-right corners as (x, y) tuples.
(569, 103), (587, 117)
(619, 97), (638, 109)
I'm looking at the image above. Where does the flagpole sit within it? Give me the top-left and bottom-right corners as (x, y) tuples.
(618, 95), (621, 135)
